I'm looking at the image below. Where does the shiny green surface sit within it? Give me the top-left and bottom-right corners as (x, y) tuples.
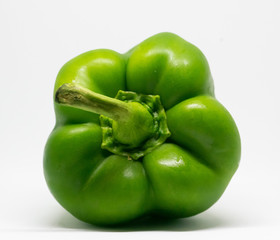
(44, 32), (241, 226)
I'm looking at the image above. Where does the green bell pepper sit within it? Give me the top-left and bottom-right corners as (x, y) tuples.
(44, 32), (241, 226)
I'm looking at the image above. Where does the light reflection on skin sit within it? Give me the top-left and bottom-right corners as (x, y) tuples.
(123, 166), (134, 178)
(159, 156), (185, 168)
(186, 102), (207, 110)
(89, 57), (115, 66)
(74, 58), (116, 88)
(75, 66), (91, 86)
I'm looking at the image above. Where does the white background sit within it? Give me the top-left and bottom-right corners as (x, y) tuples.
(0, 0), (279, 239)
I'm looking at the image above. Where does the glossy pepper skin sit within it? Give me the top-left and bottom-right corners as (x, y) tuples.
(44, 32), (241, 226)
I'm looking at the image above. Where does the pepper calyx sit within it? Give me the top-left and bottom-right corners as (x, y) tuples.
(100, 90), (170, 160)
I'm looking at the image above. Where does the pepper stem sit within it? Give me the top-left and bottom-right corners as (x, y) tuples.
(55, 83), (155, 147)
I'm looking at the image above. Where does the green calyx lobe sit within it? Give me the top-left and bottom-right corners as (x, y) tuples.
(55, 83), (170, 160)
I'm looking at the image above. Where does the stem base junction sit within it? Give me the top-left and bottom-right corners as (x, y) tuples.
(100, 91), (170, 160)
